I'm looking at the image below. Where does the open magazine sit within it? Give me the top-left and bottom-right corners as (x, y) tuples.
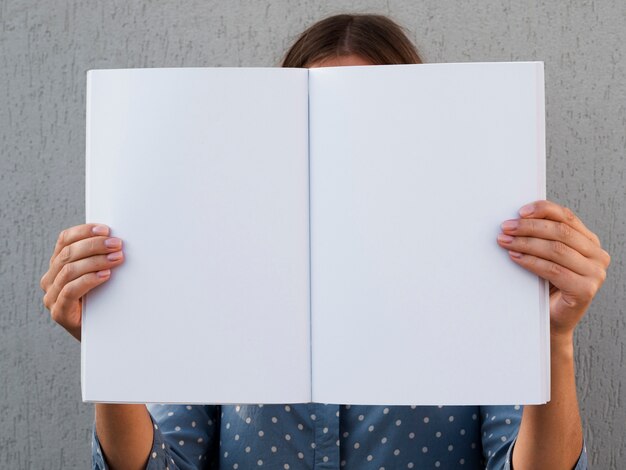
(83, 63), (549, 405)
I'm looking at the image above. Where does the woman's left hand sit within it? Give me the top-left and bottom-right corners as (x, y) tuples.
(497, 200), (611, 340)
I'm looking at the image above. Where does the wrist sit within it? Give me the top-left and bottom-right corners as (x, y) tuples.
(550, 332), (575, 361)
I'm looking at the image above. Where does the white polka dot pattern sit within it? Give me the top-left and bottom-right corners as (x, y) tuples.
(90, 404), (588, 469)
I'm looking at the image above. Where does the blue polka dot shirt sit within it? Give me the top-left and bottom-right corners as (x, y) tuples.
(92, 403), (587, 469)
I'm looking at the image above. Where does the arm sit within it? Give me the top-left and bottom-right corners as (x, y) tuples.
(479, 404), (587, 470)
(38, 224), (151, 469)
(94, 404), (154, 470)
(496, 200), (610, 470)
(40, 226), (220, 468)
(92, 404), (219, 470)
(513, 334), (586, 469)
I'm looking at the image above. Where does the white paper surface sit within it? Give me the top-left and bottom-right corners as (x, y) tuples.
(309, 62), (548, 405)
(83, 68), (311, 403)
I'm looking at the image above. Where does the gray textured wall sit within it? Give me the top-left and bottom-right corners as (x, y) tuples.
(1, 0), (624, 468)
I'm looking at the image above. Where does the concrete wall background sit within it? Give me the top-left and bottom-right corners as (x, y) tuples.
(1, 0), (624, 468)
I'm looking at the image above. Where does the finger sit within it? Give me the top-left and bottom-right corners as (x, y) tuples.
(500, 218), (602, 261)
(518, 200), (600, 246)
(44, 252), (124, 309)
(51, 223), (110, 261)
(497, 233), (599, 277)
(50, 270), (112, 329)
(44, 236), (122, 290)
(506, 250), (591, 297)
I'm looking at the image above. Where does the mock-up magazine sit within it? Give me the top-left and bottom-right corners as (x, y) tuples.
(83, 62), (549, 405)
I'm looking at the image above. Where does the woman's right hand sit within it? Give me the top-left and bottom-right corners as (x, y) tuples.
(40, 223), (125, 341)
(41, 226), (153, 469)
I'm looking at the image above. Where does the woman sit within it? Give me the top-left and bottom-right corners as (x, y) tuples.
(41, 13), (609, 470)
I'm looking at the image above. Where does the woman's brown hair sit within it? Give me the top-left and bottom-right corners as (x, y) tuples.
(281, 14), (423, 68)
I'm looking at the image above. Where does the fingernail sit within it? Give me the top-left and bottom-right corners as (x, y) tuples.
(104, 237), (122, 248)
(107, 251), (123, 261)
(92, 225), (109, 236)
(501, 220), (519, 231)
(519, 204), (535, 217)
(97, 269), (111, 278)
(498, 234), (514, 243)
(508, 250), (523, 258)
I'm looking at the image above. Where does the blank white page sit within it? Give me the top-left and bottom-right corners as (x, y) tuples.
(83, 68), (311, 404)
(309, 62), (548, 405)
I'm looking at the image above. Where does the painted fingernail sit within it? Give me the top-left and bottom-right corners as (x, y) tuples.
(519, 204), (535, 217)
(107, 251), (123, 261)
(104, 237), (121, 248)
(92, 225), (109, 236)
(501, 220), (519, 231)
(508, 250), (523, 258)
(498, 234), (514, 243)
(96, 269), (111, 278)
